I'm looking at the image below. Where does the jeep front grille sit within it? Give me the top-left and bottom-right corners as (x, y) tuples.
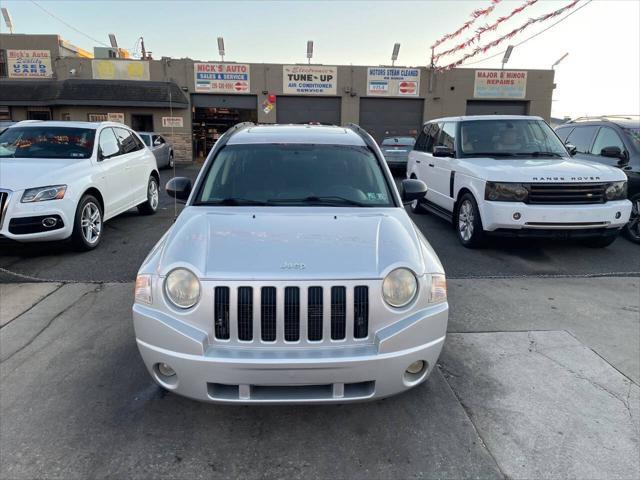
(525, 183), (607, 205)
(213, 285), (370, 343)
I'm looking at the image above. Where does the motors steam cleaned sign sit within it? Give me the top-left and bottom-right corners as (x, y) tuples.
(194, 63), (251, 93)
(473, 70), (527, 99)
(367, 67), (420, 96)
(283, 65), (337, 95)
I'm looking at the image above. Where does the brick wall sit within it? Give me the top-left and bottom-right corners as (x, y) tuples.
(163, 132), (192, 162)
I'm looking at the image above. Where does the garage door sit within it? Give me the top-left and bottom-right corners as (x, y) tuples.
(276, 97), (341, 125)
(466, 100), (529, 116)
(359, 98), (424, 143)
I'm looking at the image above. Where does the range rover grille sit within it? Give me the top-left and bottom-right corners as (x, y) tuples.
(213, 285), (370, 343)
(525, 183), (607, 205)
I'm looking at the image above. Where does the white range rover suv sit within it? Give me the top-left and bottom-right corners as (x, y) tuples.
(407, 115), (632, 248)
(133, 123), (448, 404)
(0, 121), (159, 250)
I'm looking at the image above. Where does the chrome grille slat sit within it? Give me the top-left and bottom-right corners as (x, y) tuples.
(0, 190), (10, 229)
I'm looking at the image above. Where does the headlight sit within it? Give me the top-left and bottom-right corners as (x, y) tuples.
(134, 274), (153, 305)
(382, 268), (417, 308)
(429, 274), (447, 303)
(485, 182), (528, 202)
(164, 268), (200, 309)
(21, 185), (67, 203)
(605, 181), (627, 201)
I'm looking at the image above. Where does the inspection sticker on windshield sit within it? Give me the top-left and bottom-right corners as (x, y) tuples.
(367, 192), (387, 201)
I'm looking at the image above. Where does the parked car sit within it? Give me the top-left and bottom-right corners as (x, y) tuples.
(407, 115), (632, 248)
(0, 120), (16, 135)
(137, 132), (174, 168)
(555, 116), (640, 243)
(0, 121), (159, 250)
(133, 123), (447, 404)
(380, 136), (416, 171)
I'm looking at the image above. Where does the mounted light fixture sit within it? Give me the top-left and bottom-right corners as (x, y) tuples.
(108, 33), (118, 48)
(501, 45), (514, 70)
(1, 7), (14, 33)
(306, 40), (314, 64)
(552, 52), (569, 70)
(391, 43), (400, 66)
(217, 37), (225, 61)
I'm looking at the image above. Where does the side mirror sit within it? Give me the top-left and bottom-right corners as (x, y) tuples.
(166, 177), (192, 201)
(565, 143), (577, 156)
(433, 146), (454, 158)
(401, 179), (428, 204)
(153, 138), (162, 146)
(600, 146), (626, 160)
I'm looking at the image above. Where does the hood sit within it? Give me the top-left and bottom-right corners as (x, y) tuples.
(0, 158), (88, 191)
(464, 157), (627, 183)
(156, 207), (428, 280)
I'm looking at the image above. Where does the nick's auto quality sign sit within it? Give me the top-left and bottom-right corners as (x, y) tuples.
(474, 70), (527, 99)
(195, 63), (251, 93)
(367, 67), (420, 97)
(7, 50), (52, 78)
(283, 65), (337, 95)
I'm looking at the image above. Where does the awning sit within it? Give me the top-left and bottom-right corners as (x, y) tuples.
(0, 79), (189, 108)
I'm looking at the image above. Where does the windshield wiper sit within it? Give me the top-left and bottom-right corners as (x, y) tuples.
(201, 197), (271, 206)
(463, 152), (517, 157)
(267, 195), (367, 207)
(515, 151), (564, 158)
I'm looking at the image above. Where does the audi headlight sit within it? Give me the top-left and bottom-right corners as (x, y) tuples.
(485, 182), (528, 202)
(605, 181), (627, 201)
(21, 185), (67, 203)
(382, 268), (418, 308)
(164, 268), (200, 309)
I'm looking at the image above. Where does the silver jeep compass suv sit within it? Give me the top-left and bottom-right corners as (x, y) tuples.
(132, 123), (448, 404)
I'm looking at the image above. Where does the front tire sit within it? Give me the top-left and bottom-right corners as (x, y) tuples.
(167, 152), (174, 169)
(455, 193), (485, 248)
(138, 176), (159, 215)
(72, 194), (103, 251)
(623, 194), (640, 244)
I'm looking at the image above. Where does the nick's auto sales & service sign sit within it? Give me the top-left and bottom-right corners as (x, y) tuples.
(7, 50), (52, 78)
(367, 67), (420, 97)
(194, 63), (251, 93)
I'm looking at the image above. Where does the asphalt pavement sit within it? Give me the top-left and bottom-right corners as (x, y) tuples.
(0, 166), (638, 283)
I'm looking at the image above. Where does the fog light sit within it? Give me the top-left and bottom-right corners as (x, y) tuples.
(42, 217), (57, 228)
(406, 360), (425, 375)
(615, 211), (621, 219)
(157, 363), (176, 377)
(513, 212), (521, 220)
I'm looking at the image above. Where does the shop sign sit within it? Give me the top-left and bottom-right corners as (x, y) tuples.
(474, 70), (527, 99)
(7, 50), (52, 78)
(162, 117), (184, 128)
(92, 60), (150, 81)
(107, 113), (125, 123)
(283, 65), (337, 95)
(194, 63), (250, 93)
(367, 67), (420, 97)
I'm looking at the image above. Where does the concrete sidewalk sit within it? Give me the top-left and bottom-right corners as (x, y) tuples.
(1, 278), (638, 479)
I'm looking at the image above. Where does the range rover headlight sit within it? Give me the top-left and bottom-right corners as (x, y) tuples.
(485, 182), (528, 202)
(382, 268), (417, 308)
(164, 268), (200, 309)
(605, 181), (627, 201)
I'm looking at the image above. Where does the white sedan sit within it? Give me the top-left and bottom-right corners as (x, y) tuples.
(0, 121), (159, 250)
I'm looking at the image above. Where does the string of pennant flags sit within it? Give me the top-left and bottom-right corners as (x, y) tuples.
(434, 0), (581, 71)
(430, 0), (502, 50)
(432, 0), (539, 64)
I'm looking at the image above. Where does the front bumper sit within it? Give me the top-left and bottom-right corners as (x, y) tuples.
(133, 301), (448, 404)
(0, 191), (74, 242)
(480, 199), (632, 232)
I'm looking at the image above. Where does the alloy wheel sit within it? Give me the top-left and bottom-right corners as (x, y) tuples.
(81, 202), (102, 245)
(149, 179), (159, 210)
(458, 200), (474, 241)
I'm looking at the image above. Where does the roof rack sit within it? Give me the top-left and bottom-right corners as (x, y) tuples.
(568, 115), (639, 124)
(346, 123), (378, 151)
(204, 122), (254, 162)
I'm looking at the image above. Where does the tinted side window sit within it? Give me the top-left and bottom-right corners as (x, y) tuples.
(555, 126), (574, 143)
(99, 128), (120, 159)
(566, 126), (598, 154)
(592, 127), (625, 155)
(114, 127), (142, 154)
(414, 124), (431, 151)
(439, 122), (456, 150)
(426, 123), (442, 153)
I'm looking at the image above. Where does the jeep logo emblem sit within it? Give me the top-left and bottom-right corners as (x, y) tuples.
(281, 262), (306, 270)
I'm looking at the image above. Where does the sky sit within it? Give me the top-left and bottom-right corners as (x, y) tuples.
(1, 0), (639, 119)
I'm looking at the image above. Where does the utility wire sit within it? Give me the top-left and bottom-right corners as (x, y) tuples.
(462, 0), (593, 66)
(30, 0), (110, 48)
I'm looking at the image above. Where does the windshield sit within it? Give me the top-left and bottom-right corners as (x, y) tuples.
(381, 137), (415, 146)
(459, 119), (567, 158)
(623, 127), (640, 150)
(197, 144), (394, 207)
(0, 127), (96, 159)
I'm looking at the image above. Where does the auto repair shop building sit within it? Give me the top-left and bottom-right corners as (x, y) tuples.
(1, 34), (555, 161)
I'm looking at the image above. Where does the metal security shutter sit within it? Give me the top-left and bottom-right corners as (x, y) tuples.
(276, 96), (341, 125)
(191, 94), (257, 109)
(359, 98), (424, 143)
(466, 100), (529, 116)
